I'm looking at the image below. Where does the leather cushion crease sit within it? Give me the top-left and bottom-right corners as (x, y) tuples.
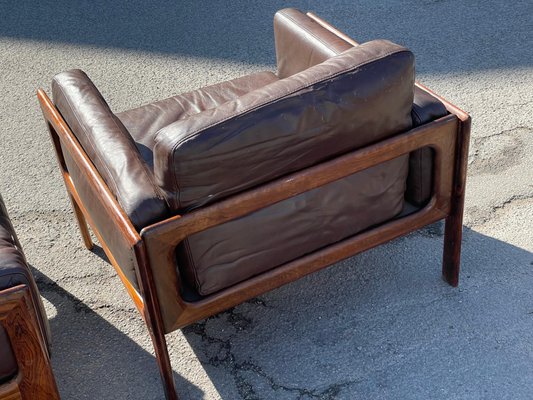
(273, 8), (447, 209)
(179, 156), (408, 295)
(116, 71), (279, 170)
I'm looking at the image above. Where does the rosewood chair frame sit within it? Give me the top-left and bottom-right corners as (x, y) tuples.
(36, 14), (470, 400)
(0, 285), (60, 400)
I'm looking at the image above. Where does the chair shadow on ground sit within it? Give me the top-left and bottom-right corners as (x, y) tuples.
(179, 226), (533, 399)
(29, 224), (533, 399)
(29, 265), (204, 400)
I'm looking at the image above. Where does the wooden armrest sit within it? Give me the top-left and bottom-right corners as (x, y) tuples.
(0, 285), (59, 400)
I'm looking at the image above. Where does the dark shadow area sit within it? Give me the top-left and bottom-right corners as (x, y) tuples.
(29, 266), (203, 400)
(88, 243), (111, 263)
(1, 0), (531, 74)
(180, 227), (533, 399)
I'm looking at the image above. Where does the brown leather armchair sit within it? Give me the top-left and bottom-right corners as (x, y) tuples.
(37, 8), (470, 400)
(0, 194), (60, 399)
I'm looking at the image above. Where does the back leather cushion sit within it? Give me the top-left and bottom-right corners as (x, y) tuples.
(153, 40), (415, 212)
(274, 8), (353, 78)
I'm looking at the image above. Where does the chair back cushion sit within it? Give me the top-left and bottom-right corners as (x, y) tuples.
(274, 8), (353, 78)
(153, 40), (415, 212)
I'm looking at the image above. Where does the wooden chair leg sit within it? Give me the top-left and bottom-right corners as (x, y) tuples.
(68, 193), (93, 250)
(442, 213), (463, 286)
(146, 316), (179, 400)
(133, 244), (179, 400)
(442, 116), (471, 287)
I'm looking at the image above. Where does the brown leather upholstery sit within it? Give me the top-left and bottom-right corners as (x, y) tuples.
(166, 40), (414, 294)
(153, 40), (414, 212)
(273, 8), (449, 208)
(179, 157), (408, 295)
(0, 326), (17, 384)
(407, 89), (449, 205)
(274, 8), (353, 78)
(52, 70), (170, 230)
(53, 71), (280, 289)
(116, 71), (279, 170)
(0, 194), (51, 377)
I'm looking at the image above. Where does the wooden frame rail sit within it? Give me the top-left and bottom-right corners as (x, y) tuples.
(141, 114), (460, 330)
(0, 285), (60, 400)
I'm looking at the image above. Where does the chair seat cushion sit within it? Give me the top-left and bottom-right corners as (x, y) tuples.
(116, 71), (279, 169)
(0, 195), (51, 348)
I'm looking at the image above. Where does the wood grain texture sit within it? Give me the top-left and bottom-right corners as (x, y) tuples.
(68, 191), (93, 250)
(0, 285), (59, 400)
(442, 114), (471, 285)
(0, 378), (22, 400)
(133, 243), (178, 400)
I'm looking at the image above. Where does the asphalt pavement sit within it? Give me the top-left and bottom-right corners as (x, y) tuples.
(0, 1), (532, 399)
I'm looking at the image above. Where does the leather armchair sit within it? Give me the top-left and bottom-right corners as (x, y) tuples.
(0, 194), (59, 399)
(37, 8), (470, 400)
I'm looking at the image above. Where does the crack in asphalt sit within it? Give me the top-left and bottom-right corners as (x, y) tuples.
(469, 192), (533, 227)
(184, 305), (360, 399)
(470, 125), (531, 141)
(489, 193), (533, 214)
